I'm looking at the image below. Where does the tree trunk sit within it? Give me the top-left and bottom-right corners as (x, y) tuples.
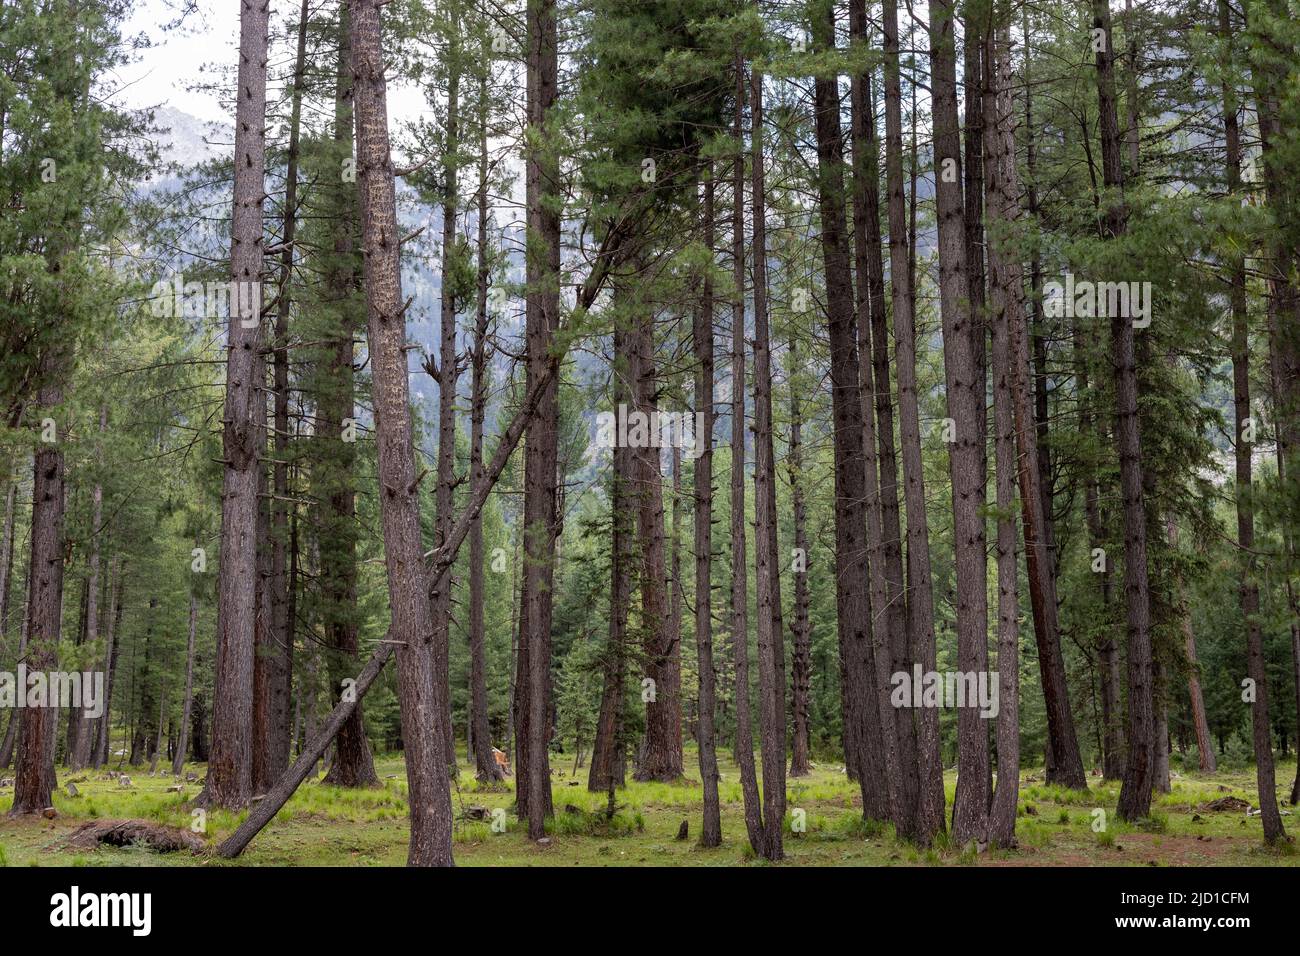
(883, 0), (944, 838)
(689, 171), (723, 842)
(349, 0), (454, 865)
(468, 72), (504, 784)
(749, 58), (785, 859)
(207, 0), (270, 811)
(929, 0), (989, 845)
(787, 328), (812, 780)
(810, 0), (890, 824)
(518, 0), (561, 839)
(1094, 0), (1155, 824)
(69, 407), (105, 771)
(10, 364), (66, 815)
(319, 8), (379, 790)
(729, 48), (766, 853)
(171, 589), (199, 778)
(92, 558), (123, 769)
(430, 8), (462, 772)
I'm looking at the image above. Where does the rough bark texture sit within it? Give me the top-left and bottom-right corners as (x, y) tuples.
(729, 52), (764, 853)
(884, 0), (944, 838)
(694, 172), (722, 843)
(172, 590), (198, 777)
(208, 0), (270, 811)
(350, 0), (454, 866)
(518, 0), (561, 839)
(787, 330), (812, 780)
(10, 364), (65, 815)
(1093, 0), (1155, 824)
(319, 11), (378, 790)
(430, 11), (462, 772)
(847, 0), (914, 839)
(811, 0), (890, 824)
(983, 17), (1024, 849)
(749, 62), (786, 860)
(69, 406), (106, 771)
(468, 81), (504, 784)
(929, 0), (989, 846)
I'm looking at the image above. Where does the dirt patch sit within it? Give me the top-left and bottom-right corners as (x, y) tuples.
(65, 819), (206, 854)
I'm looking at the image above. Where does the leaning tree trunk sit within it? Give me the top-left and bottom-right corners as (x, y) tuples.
(929, 0), (989, 846)
(207, 0), (271, 811)
(349, 0), (453, 866)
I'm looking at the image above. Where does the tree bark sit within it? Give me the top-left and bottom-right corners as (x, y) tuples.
(929, 0), (989, 845)
(207, 0), (270, 810)
(518, 0), (561, 839)
(349, 0), (454, 865)
(884, 0), (944, 838)
(810, 0), (890, 824)
(319, 8), (378, 790)
(694, 171), (722, 843)
(10, 362), (66, 815)
(468, 70), (503, 784)
(1093, 0), (1156, 823)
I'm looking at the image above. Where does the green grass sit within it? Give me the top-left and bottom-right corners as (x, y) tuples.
(0, 749), (1295, 866)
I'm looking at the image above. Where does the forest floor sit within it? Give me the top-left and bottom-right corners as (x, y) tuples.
(1, 749), (1297, 866)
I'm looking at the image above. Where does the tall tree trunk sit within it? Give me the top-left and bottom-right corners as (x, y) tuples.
(729, 48), (765, 853)
(208, 0), (270, 810)
(589, 319), (633, 795)
(1093, 0), (1155, 823)
(810, 0), (890, 824)
(1227, 63), (1284, 838)
(172, 588), (198, 777)
(261, 0), (308, 789)
(631, 307), (683, 782)
(349, 0), (454, 865)
(787, 329), (812, 780)
(983, 12), (1026, 848)
(694, 171), (722, 843)
(929, 0), (989, 845)
(430, 9), (462, 772)
(69, 406), (106, 770)
(468, 72), (503, 784)
(320, 7), (378, 789)
(92, 558), (122, 769)
(883, 0), (944, 838)
(847, 0), (916, 838)
(520, 0), (561, 839)
(749, 58), (786, 859)
(10, 363), (66, 814)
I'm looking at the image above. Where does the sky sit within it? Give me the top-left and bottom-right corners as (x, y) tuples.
(115, 0), (426, 127)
